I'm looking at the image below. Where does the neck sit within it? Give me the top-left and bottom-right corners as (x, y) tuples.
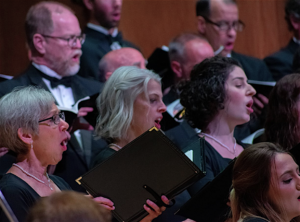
(205, 113), (235, 137)
(15, 153), (48, 178)
(88, 20), (116, 34)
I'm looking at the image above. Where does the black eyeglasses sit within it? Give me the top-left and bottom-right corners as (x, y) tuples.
(203, 17), (245, 32)
(41, 34), (86, 47)
(39, 112), (65, 125)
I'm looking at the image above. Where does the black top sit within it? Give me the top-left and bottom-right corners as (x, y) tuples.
(182, 137), (246, 196)
(0, 173), (71, 222)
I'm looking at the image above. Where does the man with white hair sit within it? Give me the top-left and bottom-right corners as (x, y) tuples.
(0, 1), (105, 192)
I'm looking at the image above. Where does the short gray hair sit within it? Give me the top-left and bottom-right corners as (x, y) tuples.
(168, 32), (207, 64)
(95, 66), (161, 142)
(0, 86), (55, 155)
(25, 1), (74, 51)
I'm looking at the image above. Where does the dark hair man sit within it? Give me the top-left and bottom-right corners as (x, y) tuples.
(74, 0), (139, 81)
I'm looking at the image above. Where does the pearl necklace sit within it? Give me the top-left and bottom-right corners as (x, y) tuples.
(200, 133), (236, 154)
(110, 143), (122, 151)
(13, 163), (53, 191)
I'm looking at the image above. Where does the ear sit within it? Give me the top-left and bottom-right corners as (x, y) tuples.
(105, 71), (112, 81)
(32, 33), (46, 54)
(171, 61), (183, 79)
(17, 128), (33, 146)
(290, 15), (300, 31)
(197, 16), (207, 35)
(82, 0), (94, 10)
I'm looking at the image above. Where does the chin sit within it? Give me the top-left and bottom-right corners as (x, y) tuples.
(64, 65), (80, 77)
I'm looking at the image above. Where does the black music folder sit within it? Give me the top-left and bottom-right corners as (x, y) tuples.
(176, 159), (236, 222)
(76, 127), (205, 222)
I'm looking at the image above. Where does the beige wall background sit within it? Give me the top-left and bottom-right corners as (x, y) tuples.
(0, 0), (292, 76)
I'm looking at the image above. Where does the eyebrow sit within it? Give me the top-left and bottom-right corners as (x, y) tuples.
(232, 77), (244, 80)
(280, 167), (299, 178)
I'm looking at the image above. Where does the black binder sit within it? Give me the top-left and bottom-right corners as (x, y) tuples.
(176, 159), (236, 222)
(76, 127), (205, 222)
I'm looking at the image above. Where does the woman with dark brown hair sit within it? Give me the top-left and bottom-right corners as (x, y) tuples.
(231, 142), (300, 222)
(265, 74), (300, 150)
(180, 56), (256, 195)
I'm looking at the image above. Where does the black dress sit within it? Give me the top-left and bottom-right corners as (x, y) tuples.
(0, 173), (71, 222)
(182, 137), (246, 196)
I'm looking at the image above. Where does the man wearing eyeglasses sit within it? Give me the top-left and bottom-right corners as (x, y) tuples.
(71, 0), (139, 81)
(196, 0), (273, 140)
(196, 0), (273, 82)
(0, 2), (106, 192)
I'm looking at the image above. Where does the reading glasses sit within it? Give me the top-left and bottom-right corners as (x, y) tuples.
(39, 111), (65, 125)
(41, 34), (86, 47)
(203, 17), (245, 32)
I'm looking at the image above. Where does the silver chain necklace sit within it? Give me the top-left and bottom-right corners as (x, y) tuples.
(13, 163), (53, 191)
(200, 133), (236, 154)
(110, 143), (122, 150)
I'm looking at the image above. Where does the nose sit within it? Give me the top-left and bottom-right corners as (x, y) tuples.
(227, 25), (237, 38)
(60, 119), (69, 132)
(247, 83), (256, 96)
(159, 101), (167, 113)
(74, 38), (82, 49)
(114, 0), (122, 7)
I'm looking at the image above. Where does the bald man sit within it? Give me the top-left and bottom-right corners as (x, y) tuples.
(164, 33), (214, 105)
(98, 47), (146, 82)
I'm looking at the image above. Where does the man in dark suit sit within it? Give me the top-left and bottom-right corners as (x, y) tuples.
(264, 0), (300, 81)
(0, 2), (106, 192)
(72, 0), (139, 81)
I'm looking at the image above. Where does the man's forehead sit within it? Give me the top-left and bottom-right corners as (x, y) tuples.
(209, 0), (238, 19)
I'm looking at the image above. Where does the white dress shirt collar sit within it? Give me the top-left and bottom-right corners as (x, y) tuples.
(87, 23), (118, 37)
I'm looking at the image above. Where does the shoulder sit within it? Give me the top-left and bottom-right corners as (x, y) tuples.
(0, 65), (42, 97)
(232, 52), (273, 81)
(232, 52), (265, 65)
(73, 75), (104, 93)
(91, 146), (116, 168)
(122, 39), (140, 51)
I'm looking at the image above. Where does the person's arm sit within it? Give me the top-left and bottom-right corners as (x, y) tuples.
(91, 195), (169, 222)
(139, 195), (169, 222)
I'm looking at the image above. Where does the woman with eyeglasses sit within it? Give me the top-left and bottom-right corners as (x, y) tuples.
(0, 86), (164, 222)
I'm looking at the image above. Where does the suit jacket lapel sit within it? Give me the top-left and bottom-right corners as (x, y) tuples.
(27, 64), (51, 91)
